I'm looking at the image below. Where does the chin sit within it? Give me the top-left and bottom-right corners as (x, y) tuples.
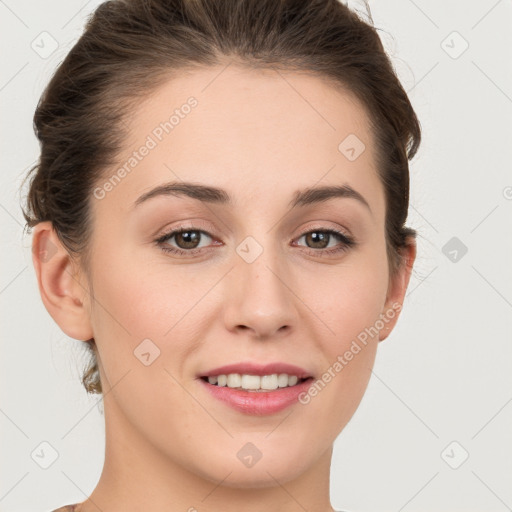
(192, 450), (312, 489)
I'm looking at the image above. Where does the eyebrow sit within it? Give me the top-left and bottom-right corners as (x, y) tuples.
(133, 181), (372, 214)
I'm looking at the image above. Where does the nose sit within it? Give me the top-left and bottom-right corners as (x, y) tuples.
(222, 243), (299, 340)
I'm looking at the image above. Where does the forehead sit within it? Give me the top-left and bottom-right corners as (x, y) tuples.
(93, 64), (384, 221)
(130, 64), (374, 161)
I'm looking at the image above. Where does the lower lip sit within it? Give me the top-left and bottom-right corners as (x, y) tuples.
(197, 377), (314, 415)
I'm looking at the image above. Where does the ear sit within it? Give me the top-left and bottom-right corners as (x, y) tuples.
(378, 238), (417, 342)
(31, 221), (94, 341)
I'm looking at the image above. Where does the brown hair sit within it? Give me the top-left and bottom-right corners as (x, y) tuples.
(21, 0), (421, 395)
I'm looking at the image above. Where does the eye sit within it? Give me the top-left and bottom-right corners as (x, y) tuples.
(293, 228), (356, 256)
(155, 227), (216, 256)
(154, 225), (356, 257)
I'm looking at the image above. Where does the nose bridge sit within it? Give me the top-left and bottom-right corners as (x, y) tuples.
(224, 230), (298, 337)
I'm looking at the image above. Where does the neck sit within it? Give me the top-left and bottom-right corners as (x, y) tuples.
(77, 396), (335, 512)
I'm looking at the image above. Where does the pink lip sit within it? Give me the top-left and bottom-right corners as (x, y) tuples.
(198, 377), (314, 415)
(198, 362), (313, 379)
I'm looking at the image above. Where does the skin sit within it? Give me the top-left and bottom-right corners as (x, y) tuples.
(32, 63), (415, 512)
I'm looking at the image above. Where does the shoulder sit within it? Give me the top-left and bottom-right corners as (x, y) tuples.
(49, 504), (79, 512)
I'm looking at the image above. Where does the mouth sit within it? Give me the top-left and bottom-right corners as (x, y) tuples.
(196, 361), (314, 393)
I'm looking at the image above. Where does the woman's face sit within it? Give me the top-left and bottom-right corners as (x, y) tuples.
(65, 65), (413, 486)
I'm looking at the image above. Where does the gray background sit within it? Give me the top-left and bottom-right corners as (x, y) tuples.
(1, 1), (511, 511)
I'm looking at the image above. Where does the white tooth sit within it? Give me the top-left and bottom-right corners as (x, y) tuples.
(261, 374), (279, 390)
(288, 375), (298, 386)
(241, 374), (261, 390)
(277, 373), (289, 387)
(209, 373), (301, 390)
(227, 374), (242, 388)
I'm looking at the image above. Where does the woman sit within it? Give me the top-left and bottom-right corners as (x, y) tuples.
(23, 0), (420, 510)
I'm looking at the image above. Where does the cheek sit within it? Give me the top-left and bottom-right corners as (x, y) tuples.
(317, 249), (389, 343)
(87, 241), (217, 401)
(305, 247), (388, 416)
(89, 238), (201, 340)
(89, 255), (204, 430)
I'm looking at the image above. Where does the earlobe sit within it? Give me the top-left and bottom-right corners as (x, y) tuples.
(378, 240), (417, 342)
(31, 221), (94, 341)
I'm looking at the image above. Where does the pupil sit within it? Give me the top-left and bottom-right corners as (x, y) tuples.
(308, 232), (328, 249)
(178, 231), (199, 248)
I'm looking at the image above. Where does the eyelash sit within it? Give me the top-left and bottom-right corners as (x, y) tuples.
(154, 225), (356, 257)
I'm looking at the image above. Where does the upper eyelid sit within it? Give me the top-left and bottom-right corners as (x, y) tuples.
(158, 223), (348, 235)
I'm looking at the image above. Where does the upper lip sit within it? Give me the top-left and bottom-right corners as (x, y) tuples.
(198, 362), (313, 379)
